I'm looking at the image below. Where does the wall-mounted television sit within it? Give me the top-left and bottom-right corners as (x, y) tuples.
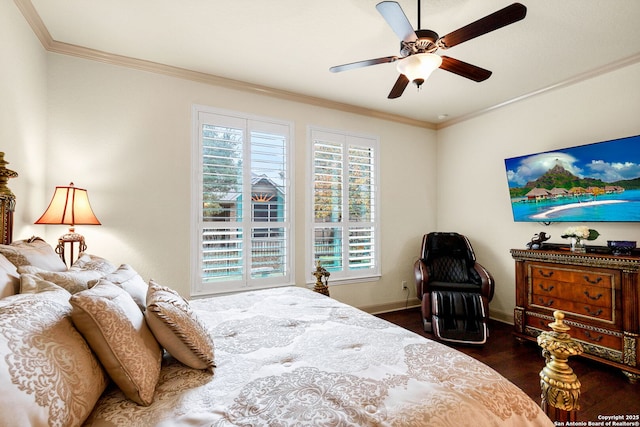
(504, 134), (640, 222)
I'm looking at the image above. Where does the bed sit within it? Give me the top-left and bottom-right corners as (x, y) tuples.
(0, 155), (554, 427)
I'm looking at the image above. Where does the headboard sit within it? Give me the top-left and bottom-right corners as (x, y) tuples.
(0, 152), (18, 245)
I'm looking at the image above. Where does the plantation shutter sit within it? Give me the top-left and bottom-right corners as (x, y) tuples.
(193, 108), (292, 295)
(311, 128), (379, 281)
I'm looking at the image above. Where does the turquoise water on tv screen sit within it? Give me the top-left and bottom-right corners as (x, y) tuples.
(510, 189), (640, 222)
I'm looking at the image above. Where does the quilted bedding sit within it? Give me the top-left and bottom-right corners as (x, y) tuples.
(86, 286), (553, 427)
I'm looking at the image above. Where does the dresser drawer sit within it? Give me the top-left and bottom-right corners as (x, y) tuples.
(529, 264), (619, 290)
(529, 294), (617, 324)
(531, 280), (614, 308)
(526, 314), (622, 352)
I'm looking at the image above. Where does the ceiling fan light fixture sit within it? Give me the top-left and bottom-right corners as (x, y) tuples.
(396, 53), (442, 87)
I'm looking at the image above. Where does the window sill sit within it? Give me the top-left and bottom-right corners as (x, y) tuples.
(191, 282), (295, 299)
(306, 274), (381, 288)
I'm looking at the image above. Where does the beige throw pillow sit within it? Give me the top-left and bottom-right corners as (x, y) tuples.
(70, 281), (162, 406)
(0, 283), (108, 427)
(18, 265), (104, 295)
(0, 237), (67, 272)
(18, 274), (73, 306)
(0, 275), (71, 309)
(145, 280), (215, 372)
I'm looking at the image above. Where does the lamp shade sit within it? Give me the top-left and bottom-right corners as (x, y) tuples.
(35, 183), (101, 226)
(396, 53), (443, 86)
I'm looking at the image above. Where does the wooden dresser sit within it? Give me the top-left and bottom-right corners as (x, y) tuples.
(511, 248), (640, 382)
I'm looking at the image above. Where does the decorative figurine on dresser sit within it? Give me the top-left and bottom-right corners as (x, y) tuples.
(511, 245), (640, 383)
(526, 231), (551, 249)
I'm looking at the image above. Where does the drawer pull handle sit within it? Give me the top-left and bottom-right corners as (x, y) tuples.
(538, 297), (554, 307)
(538, 270), (554, 278)
(584, 291), (603, 301)
(538, 283), (554, 292)
(583, 331), (603, 342)
(584, 306), (603, 317)
(583, 275), (602, 285)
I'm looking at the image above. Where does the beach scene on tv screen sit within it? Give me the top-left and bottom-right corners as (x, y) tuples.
(504, 135), (640, 222)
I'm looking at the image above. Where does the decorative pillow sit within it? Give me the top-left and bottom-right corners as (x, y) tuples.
(70, 252), (117, 274)
(0, 253), (19, 298)
(89, 265), (148, 311)
(1, 275), (72, 306)
(145, 280), (215, 372)
(70, 281), (162, 406)
(0, 283), (108, 427)
(0, 276), (65, 310)
(17, 274), (72, 306)
(0, 237), (67, 272)
(17, 265), (105, 294)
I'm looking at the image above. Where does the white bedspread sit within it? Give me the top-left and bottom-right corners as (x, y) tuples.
(86, 286), (553, 427)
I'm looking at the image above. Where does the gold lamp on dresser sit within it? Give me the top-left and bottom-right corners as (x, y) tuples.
(35, 182), (101, 266)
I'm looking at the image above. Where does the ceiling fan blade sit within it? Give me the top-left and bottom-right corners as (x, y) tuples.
(388, 74), (410, 99)
(439, 56), (492, 82)
(376, 1), (418, 43)
(439, 3), (527, 49)
(330, 56), (399, 73)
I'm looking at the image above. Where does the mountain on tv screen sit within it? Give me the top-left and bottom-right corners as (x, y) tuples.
(504, 134), (640, 222)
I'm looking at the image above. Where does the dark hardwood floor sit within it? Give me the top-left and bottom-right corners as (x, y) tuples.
(375, 307), (640, 423)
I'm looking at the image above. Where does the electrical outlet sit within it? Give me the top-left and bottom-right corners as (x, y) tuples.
(401, 280), (408, 291)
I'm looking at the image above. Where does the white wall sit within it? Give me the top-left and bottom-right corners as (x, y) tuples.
(43, 53), (437, 309)
(437, 61), (640, 321)
(8, 0), (639, 317)
(0, 0), (48, 238)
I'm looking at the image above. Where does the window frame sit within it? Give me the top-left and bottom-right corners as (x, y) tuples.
(191, 105), (294, 296)
(307, 126), (381, 286)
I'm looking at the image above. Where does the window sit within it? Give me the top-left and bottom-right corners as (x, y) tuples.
(192, 106), (293, 295)
(309, 127), (379, 283)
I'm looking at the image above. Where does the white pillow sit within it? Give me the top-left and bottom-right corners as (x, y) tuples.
(89, 265), (148, 311)
(0, 253), (19, 298)
(70, 252), (117, 274)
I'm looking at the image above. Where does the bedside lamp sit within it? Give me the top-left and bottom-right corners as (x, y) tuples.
(35, 182), (101, 266)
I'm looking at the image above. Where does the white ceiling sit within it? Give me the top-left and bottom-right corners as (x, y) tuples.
(27, 0), (640, 127)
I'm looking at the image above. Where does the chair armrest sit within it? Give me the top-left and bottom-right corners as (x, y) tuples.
(473, 262), (495, 302)
(414, 259), (430, 299)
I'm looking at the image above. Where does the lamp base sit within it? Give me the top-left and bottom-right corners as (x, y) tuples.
(56, 232), (87, 267)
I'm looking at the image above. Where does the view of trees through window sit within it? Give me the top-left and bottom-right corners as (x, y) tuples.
(193, 109), (377, 294)
(194, 109), (291, 293)
(311, 129), (378, 279)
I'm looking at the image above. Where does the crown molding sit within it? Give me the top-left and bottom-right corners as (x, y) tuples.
(14, 0), (435, 130)
(13, 0), (52, 46)
(15, 0), (640, 132)
(436, 51), (640, 130)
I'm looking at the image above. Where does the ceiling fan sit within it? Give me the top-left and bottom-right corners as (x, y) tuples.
(329, 1), (527, 99)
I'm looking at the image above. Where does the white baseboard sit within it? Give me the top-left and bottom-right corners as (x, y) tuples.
(490, 309), (514, 325)
(359, 298), (421, 314)
(360, 301), (515, 327)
